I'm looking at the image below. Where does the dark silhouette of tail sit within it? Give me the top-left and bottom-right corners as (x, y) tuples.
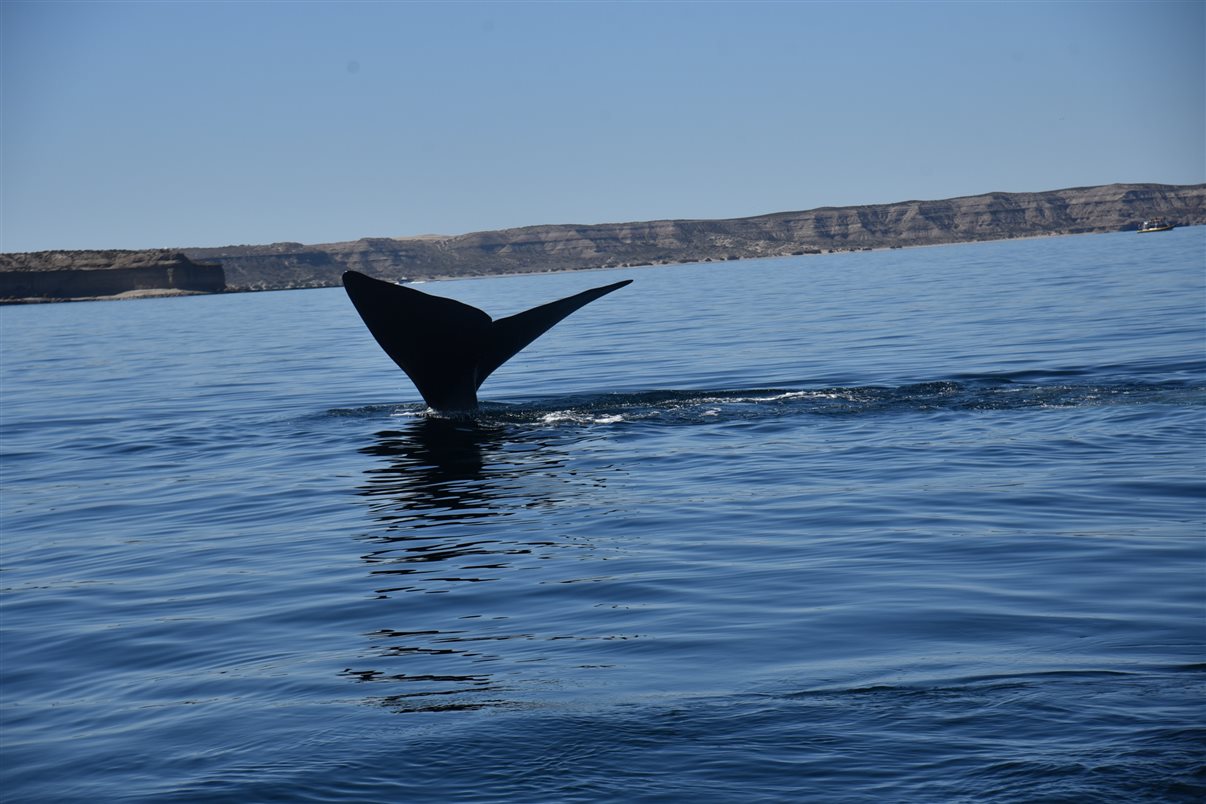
(342, 271), (632, 411)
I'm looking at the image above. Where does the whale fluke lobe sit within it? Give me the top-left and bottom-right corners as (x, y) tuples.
(342, 271), (632, 412)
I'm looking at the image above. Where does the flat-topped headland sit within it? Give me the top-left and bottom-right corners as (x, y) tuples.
(0, 250), (224, 303)
(3, 182), (1202, 302)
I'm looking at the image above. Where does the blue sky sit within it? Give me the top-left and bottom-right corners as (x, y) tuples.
(2, 0), (1202, 252)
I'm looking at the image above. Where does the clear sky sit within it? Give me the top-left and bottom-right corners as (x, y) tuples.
(2, 0), (1202, 252)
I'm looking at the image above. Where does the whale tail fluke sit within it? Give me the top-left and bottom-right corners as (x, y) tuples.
(342, 271), (632, 412)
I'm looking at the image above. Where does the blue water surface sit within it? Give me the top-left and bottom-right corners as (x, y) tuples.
(2, 229), (1204, 801)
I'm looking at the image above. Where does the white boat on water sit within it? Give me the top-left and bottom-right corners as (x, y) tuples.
(1138, 218), (1174, 233)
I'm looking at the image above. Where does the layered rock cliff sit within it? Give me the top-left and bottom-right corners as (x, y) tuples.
(184, 183), (1204, 291)
(0, 251), (225, 302)
(3, 183), (1201, 300)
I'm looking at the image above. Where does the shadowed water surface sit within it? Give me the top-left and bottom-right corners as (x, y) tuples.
(2, 230), (1204, 801)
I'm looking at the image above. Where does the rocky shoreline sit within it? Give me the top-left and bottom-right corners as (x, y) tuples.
(3, 182), (1202, 302)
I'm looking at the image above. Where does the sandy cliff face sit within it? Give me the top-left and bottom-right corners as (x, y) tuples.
(3, 184), (1201, 299)
(185, 183), (1203, 291)
(0, 251), (224, 301)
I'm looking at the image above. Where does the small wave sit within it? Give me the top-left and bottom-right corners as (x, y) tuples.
(502, 378), (1201, 425)
(777, 667), (1150, 701)
(324, 376), (1203, 429)
(322, 402), (423, 418)
(538, 410), (625, 425)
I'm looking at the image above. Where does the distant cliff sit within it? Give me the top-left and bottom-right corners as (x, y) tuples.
(3, 183), (1201, 300)
(184, 183), (1204, 291)
(0, 251), (224, 302)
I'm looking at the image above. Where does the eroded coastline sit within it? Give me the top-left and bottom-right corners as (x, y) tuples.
(4, 182), (1202, 303)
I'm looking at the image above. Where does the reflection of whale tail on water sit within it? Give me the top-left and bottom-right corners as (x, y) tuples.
(342, 271), (633, 412)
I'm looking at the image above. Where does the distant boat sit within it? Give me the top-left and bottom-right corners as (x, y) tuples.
(1138, 218), (1174, 233)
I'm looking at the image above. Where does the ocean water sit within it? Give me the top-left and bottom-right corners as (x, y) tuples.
(1, 229), (1203, 802)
